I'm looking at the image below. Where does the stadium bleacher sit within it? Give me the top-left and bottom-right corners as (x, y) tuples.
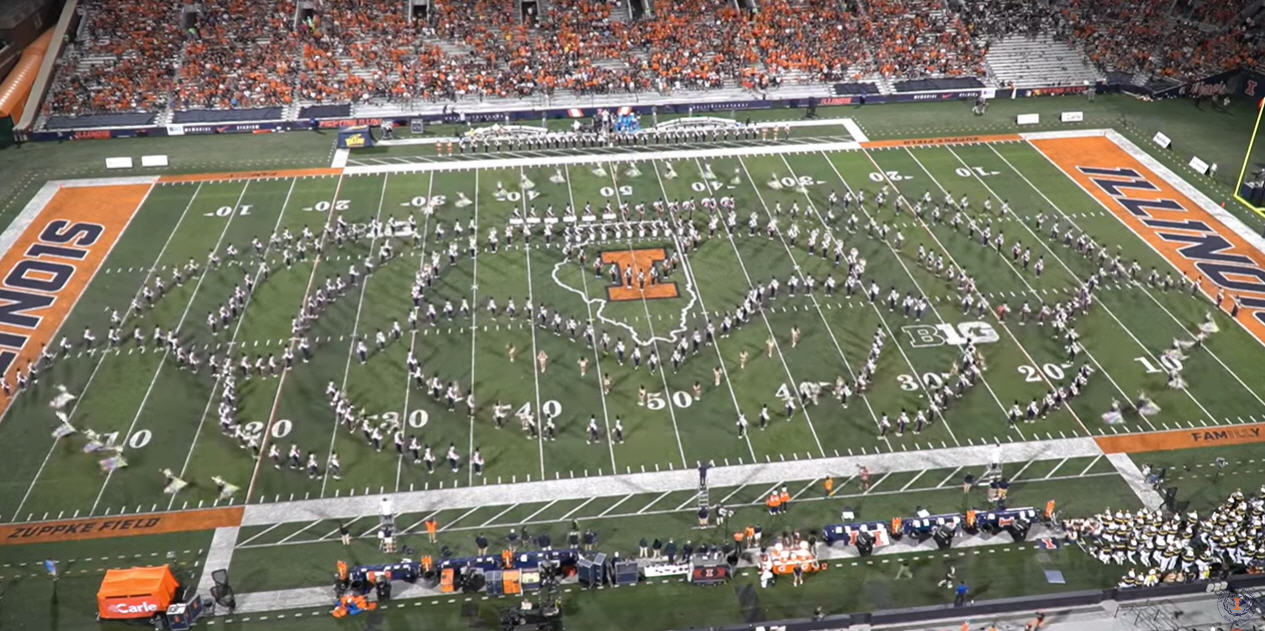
(36, 0), (1265, 125)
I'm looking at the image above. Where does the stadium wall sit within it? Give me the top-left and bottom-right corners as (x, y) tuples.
(686, 572), (1265, 631)
(18, 84), (1086, 142)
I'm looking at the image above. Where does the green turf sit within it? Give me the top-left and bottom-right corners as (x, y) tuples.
(0, 95), (1264, 631)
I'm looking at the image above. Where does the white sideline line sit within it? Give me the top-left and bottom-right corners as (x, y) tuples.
(841, 118), (869, 143)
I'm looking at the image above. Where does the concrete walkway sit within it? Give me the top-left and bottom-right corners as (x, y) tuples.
(240, 437), (1102, 527)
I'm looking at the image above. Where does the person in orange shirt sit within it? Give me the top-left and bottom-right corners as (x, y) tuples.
(766, 492), (781, 516)
(823, 476), (835, 497)
(425, 518), (438, 543)
(778, 487), (791, 514)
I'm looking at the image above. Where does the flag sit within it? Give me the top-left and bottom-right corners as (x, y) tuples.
(567, 108), (584, 118)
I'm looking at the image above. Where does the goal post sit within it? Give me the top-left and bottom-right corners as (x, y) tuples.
(1233, 97), (1265, 216)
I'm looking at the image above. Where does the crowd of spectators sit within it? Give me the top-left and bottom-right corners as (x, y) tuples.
(1058, 0), (1261, 79)
(43, 0), (183, 116)
(38, 0), (1265, 119)
(172, 0), (299, 110)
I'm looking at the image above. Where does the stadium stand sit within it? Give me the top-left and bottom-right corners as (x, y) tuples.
(34, 0), (1265, 125)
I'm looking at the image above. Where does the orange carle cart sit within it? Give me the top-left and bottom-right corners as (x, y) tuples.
(97, 565), (180, 620)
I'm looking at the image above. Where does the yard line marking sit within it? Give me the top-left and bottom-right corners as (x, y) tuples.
(559, 497), (596, 520)
(604, 167), (688, 467)
(1044, 457), (1069, 479)
(92, 181), (254, 514)
(899, 469), (927, 491)
(599, 495), (635, 517)
(169, 178), (299, 509)
(396, 173), (435, 492)
(246, 173), (349, 503)
(466, 170), (481, 486)
(1078, 454), (1103, 477)
(437, 506), (483, 532)
(693, 158), (825, 457)
(10, 182), (188, 522)
(634, 491), (672, 514)
(235, 522), (285, 547)
(934, 466), (963, 488)
(980, 144), (1227, 426)
(520, 182), (548, 482)
(320, 175), (391, 497)
(561, 166), (619, 471)
(477, 504), (520, 528)
(648, 161), (756, 461)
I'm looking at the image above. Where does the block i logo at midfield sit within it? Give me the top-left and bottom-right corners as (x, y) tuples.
(600, 249), (679, 302)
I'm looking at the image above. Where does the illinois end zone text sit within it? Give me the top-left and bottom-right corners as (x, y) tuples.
(0, 184), (149, 416)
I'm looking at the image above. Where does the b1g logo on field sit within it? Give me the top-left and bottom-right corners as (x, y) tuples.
(902, 321), (999, 348)
(600, 248), (678, 301)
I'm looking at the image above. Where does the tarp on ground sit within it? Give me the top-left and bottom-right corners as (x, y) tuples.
(97, 565), (179, 620)
(299, 103), (352, 119)
(832, 82), (881, 96)
(46, 112), (156, 129)
(892, 77), (985, 92)
(171, 107), (283, 123)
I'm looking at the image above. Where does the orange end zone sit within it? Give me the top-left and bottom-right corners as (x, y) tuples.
(1030, 135), (1265, 348)
(0, 507), (243, 545)
(158, 167), (341, 183)
(1095, 423), (1265, 454)
(861, 134), (1021, 149)
(0, 184), (150, 417)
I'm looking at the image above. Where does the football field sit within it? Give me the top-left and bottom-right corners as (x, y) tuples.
(2, 127), (1265, 529)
